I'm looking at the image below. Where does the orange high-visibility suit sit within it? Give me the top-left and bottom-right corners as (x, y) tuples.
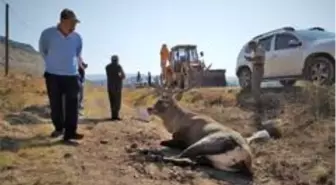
(160, 44), (173, 86)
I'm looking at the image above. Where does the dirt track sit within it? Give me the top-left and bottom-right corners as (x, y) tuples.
(0, 88), (240, 185)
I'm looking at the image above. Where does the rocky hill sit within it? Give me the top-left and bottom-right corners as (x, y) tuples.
(0, 36), (43, 76)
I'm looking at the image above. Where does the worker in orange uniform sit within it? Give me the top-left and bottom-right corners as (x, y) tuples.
(160, 44), (172, 87)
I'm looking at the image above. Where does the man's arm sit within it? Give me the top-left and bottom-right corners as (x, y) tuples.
(78, 56), (87, 70)
(76, 34), (83, 58)
(119, 65), (126, 80)
(244, 56), (253, 61)
(38, 29), (48, 58)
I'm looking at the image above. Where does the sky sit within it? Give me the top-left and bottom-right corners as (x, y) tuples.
(0, 0), (335, 77)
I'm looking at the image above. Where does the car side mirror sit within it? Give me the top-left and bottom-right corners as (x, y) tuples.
(288, 40), (301, 47)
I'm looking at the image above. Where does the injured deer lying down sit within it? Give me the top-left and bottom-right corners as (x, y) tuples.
(145, 86), (271, 175)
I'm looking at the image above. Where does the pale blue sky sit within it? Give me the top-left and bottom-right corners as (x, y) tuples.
(0, 0), (334, 76)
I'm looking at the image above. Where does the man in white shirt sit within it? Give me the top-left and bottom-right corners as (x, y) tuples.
(244, 40), (265, 110)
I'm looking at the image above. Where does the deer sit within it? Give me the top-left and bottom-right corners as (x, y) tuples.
(143, 65), (271, 176)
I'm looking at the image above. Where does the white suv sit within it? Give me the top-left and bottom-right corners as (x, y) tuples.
(235, 27), (335, 89)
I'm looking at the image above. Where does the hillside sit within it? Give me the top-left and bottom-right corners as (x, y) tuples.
(0, 36), (38, 54)
(0, 41), (44, 76)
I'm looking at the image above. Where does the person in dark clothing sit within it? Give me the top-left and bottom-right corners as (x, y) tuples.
(147, 72), (152, 87)
(137, 71), (141, 84)
(105, 55), (125, 121)
(78, 59), (88, 113)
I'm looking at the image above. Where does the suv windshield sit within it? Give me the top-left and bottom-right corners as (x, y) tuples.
(296, 30), (335, 41)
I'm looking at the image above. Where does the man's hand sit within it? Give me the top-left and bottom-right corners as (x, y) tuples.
(245, 56), (254, 61)
(83, 63), (88, 69)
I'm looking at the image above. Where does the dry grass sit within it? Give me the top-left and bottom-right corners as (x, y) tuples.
(0, 53), (334, 185)
(125, 83), (335, 185)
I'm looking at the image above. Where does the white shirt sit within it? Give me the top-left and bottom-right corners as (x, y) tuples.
(245, 45), (265, 65)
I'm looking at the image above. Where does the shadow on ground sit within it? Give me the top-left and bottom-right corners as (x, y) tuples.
(0, 135), (66, 152)
(131, 147), (253, 185)
(3, 104), (112, 125)
(22, 105), (51, 119)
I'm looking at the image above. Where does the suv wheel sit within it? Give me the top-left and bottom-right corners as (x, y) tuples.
(279, 80), (296, 87)
(305, 56), (334, 85)
(238, 67), (252, 89)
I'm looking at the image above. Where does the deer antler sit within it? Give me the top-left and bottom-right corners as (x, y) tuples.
(174, 63), (211, 94)
(153, 62), (211, 97)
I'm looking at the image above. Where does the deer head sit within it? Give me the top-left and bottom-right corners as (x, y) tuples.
(146, 64), (211, 123)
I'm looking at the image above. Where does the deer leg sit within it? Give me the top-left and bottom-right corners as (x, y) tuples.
(160, 129), (189, 150)
(177, 134), (239, 158)
(160, 139), (187, 150)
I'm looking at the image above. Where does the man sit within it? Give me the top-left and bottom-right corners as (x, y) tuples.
(147, 71), (152, 87)
(78, 57), (88, 115)
(160, 44), (171, 86)
(38, 8), (83, 142)
(136, 71), (141, 84)
(244, 40), (266, 111)
(199, 51), (206, 69)
(105, 55), (125, 121)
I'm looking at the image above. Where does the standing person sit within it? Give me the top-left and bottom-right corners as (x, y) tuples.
(38, 8), (83, 141)
(160, 44), (170, 86)
(147, 72), (152, 87)
(199, 51), (206, 69)
(105, 55), (126, 121)
(136, 71), (141, 84)
(244, 40), (266, 111)
(78, 57), (88, 115)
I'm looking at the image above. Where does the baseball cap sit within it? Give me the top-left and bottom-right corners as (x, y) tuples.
(111, 55), (119, 62)
(60, 8), (80, 23)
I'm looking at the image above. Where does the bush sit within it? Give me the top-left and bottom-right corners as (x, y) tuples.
(302, 83), (335, 120)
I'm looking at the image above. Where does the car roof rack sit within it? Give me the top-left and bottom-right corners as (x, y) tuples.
(253, 26), (295, 40)
(308, 27), (325, 31)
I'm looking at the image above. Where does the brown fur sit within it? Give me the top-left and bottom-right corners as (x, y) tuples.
(147, 90), (253, 174)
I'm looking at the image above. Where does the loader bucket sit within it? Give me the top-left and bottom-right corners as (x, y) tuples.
(200, 69), (227, 87)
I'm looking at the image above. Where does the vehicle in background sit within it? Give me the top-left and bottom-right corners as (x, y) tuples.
(169, 44), (227, 88)
(235, 26), (335, 89)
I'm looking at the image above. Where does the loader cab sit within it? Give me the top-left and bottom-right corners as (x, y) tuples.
(170, 45), (203, 71)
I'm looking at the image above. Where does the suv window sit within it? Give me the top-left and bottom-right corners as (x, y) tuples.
(258, 36), (273, 51)
(275, 33), (300, 50)
(243, 35), (273, 53)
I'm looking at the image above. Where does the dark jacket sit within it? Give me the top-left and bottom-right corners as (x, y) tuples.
(78, 67), (85, 82)
(78, 62), (88, 83)
(105, 62), (125, 91)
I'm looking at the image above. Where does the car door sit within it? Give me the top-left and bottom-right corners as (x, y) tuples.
(268, 33), (304, 77)
(257, 35), (275, 78)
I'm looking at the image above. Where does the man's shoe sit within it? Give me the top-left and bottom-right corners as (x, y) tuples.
(63, 133), (84, 141)
(111, 117), (122, 121)
(50, 130), (63, 138)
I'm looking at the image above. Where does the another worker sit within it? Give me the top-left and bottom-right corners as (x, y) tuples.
(78, 56), (88, 116)
(136, 71), (141, 84)
(147, 72), (152, 87)
(244, 40), (265, 111)
(105, 55), (126, 121)
(160, 44), (171, 86)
